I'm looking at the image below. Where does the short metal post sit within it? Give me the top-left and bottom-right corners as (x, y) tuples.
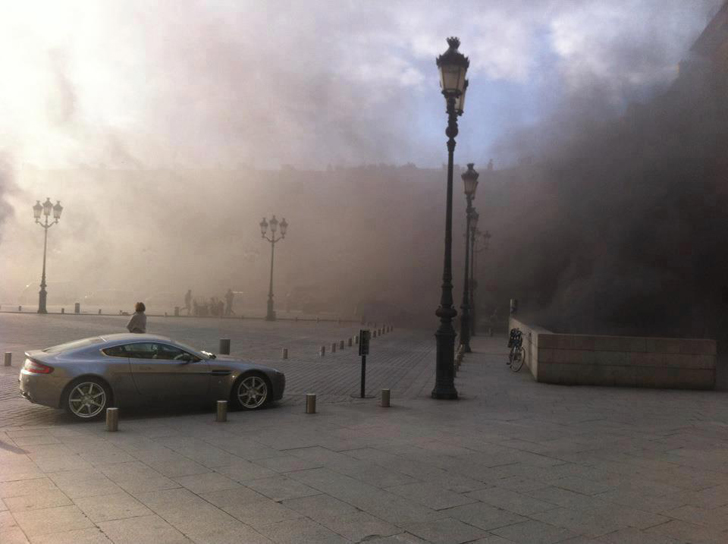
(75, 303), (80, 314)
(4, 353), (11, 367)
(331, 343), (337, 353)
(18, 306), (21, 312)
(106, 408), (119, 432)
(339, 340), (345, 350)
(381, 389), (390, 407)
(282, 348), (288, 359)
(174, 306), (180, 317)
(61, 308), (65, 314)
(219, 339), (231, 355)
(216, 400), (227, 422)
(306, 393), (316, 414)
(98, 309), (102, 315)
(320, 346), (326, 357)
(348, 337), (353, 347)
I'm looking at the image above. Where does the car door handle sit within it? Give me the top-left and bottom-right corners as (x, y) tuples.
(210, 370), (231, 376)
(140, 365), (152, 370)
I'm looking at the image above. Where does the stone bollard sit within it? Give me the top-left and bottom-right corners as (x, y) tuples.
(98, 309), (102, 315)
(106, 408), (119, 432)
(381, 389), (391, 407)
(164, 312), (168, 317)
(339, 340), (345, 350)
(282, 348), (288, 359)
(4, 353), (11, 367)
(75, 303), (80, 314)
(219, 339), (231, 355)
(216, 400), (228, 422)
(331, 343), (337, 353)
(18, 306), (21, 312)
(348, 337), (353, 347)
(306, 393), (317, 414)
(295, 316), (299, 322)
(373, 330), (377, 338)
(174, 306), (180, 317)
(320, 346), (326, 357)
(61, 308), (65, 314)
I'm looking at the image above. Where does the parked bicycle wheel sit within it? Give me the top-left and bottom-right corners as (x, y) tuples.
(510, 346), (525, 372)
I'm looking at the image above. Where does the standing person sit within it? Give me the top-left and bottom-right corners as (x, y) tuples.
(126, 302), (147, 333)
(184, 289), (192, 315)
(224, 289), (235, 316)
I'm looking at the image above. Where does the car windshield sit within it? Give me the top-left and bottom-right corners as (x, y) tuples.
(43, 337), (105, 354)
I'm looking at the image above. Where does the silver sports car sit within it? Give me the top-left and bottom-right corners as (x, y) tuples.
(19, 333), (285, 421)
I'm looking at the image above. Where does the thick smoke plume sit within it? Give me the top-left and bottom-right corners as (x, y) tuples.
(484, 35), (728, 340)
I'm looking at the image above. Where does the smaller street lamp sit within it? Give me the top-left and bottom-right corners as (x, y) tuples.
(33, 198), (64, 314)
(260, 215), (289, 321)
(459, 164), (479, 353)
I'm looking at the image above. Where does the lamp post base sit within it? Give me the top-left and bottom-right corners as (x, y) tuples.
(431, 387), (459, 400)
(38, 288), (48, 314)
(265, 312), (277, 321)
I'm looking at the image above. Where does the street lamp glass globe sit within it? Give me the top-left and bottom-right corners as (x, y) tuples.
(53, 201), (63, 220)
(42, 198), (53, 217)
(33, 200), (42, 220)
(259, 218), (268, 236)
(462, 163), (479, 197)
(436, 37), (469, 97)
(269, 215), (278, 233)
(455, 79), (469, 114)
(279, 218), (288, 237)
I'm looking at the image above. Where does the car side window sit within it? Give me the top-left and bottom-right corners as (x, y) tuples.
(124, 343), (158, 359)
(102, 345), (128, 358)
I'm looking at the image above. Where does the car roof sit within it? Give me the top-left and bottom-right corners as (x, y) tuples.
(99, 333), (175, 344)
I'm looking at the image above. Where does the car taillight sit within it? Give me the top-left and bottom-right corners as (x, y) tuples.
(24, 359), (54, 374)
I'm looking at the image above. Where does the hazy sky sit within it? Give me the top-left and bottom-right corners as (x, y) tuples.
(0, 0), (722, 308)
(0, 0), (718, 171)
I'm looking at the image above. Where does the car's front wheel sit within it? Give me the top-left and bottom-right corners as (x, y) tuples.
(232, 374), (269, 410)
(64, 377), (111, 421)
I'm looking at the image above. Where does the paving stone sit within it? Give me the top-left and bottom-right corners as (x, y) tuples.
(214, 496), (303, 529)
(253, 454), (323, 473)
(173, 472), (240, 494)
(49, 470), (124, 499)
(185, 524), (274, 544)
(0, 527), (29, 544)
(281, 493), (359, 520)
(385, 481), (476, 510)
(645, 519), (727, 544)
(73, 492), (152, 522)
(99, 514), (193, 544)
(12, 505), (94, 537)
(441, 501), (527, 531)
(597, 527), (683, 543)
(662, 504), (728, 531)
(317, 511), (401, 542)
(30, 527), (114, 544)
(201, 485), (268, 507)
(364, 534), (428, 544)
(490, 519), (577, 544)
(0, 477), (57, 499)
(0, 510), (20, 531)
(256, 517), (349, 544)
(404, 517), (489, 544)
(245, 475), (321, 502)
(466, 487), (559, 516)
(213, 459), (279, 482)
(3, 489), (71, 512)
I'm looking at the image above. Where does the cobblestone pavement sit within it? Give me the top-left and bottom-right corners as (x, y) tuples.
(0, 314), (432, 428)
(1, 332), (728, 543)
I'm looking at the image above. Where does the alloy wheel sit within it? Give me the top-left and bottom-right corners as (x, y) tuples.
(68, 381), (107, 418)
(237, 376), (268, 409)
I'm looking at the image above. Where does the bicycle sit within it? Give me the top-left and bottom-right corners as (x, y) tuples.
(507, 328), (526, 372)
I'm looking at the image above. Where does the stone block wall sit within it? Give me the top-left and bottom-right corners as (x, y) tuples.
(508, 316), (716, 390)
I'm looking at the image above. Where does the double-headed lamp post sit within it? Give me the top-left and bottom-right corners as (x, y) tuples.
(459, 164), (479, 353)
(259, 215), (288, 321)
(432, 37), (469, 400)
(33, 198), (64, 314)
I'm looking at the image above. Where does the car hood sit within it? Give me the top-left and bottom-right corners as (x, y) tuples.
(207, 355), (279, 373)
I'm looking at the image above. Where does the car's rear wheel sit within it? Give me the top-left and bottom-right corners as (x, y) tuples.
(232, 374), (269, 410)
(64, 377), (111, 421)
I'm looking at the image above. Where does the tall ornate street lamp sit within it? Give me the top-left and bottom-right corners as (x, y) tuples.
(459, 164), (479, 353)
(432, 37), (469, 400)
(33, 198), (63, 314)
(259, 215), (288, 321)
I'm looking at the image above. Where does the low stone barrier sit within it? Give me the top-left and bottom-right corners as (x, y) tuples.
(509, 317), (716, 390)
